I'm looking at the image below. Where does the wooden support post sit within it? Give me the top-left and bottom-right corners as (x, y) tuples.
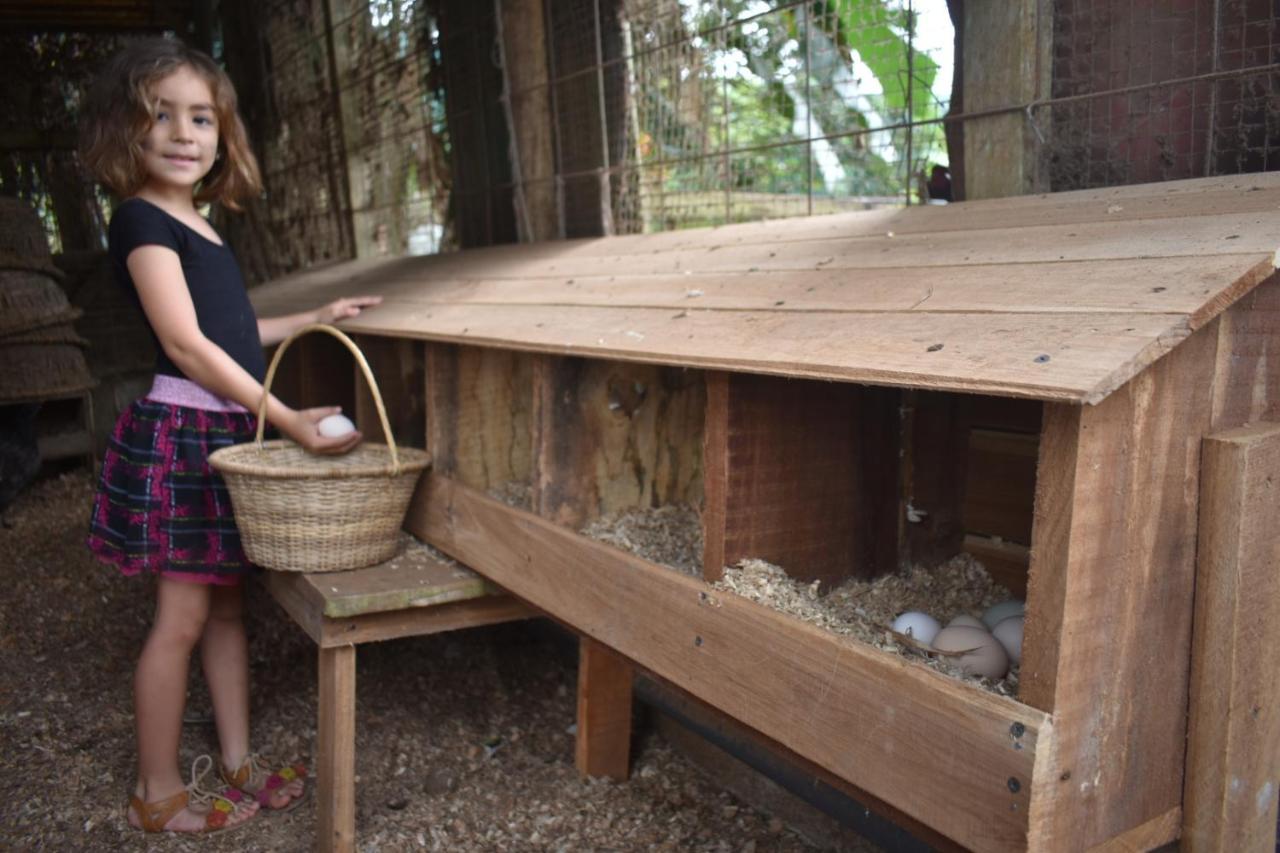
(318, 645), (356, 853)
(575, 636), (634, 780)
(1022, 321), (1219, 849)
(1182, 423), (1280, 852)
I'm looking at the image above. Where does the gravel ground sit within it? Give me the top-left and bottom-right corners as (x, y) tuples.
(0, 468), (868, 852)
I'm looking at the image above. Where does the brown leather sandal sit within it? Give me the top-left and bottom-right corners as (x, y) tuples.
(220, 752), (309, 811)
(129, 755), (255, 833)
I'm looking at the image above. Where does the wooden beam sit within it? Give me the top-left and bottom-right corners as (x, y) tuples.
(702, 372), (898, 585)
(1022, 320), (1219, 847)
(640, 672), (967, 853)
(317, 644), (356, 853)
(499, 0), (557, 242)
(315, 596), (534, 648)
(1182, 423), (1280, 852)
(575, 637), (634, 780)
(962, 0), (1048, 199)
(408, 475), (1044, 852)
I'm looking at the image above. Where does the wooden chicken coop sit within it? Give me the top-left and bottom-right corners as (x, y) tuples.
(250, 173), (1280, 852)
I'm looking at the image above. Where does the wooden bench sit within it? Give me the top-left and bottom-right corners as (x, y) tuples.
(260, 535), (535, 853)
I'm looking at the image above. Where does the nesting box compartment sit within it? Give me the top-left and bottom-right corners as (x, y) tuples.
(251, 174), (1280, 851)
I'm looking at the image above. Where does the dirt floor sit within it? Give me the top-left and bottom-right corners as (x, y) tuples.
(0, 468), (881, 852)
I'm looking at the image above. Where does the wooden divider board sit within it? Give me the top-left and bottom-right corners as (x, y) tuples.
(424, 344), (533, 490)
(703, 372), (899, 584)
(533, 355), (703, 527)
(407, 475), (1046, 852)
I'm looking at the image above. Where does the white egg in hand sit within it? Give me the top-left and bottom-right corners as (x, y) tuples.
(317, 413), (356, 438)
(890, 611), (940, 645)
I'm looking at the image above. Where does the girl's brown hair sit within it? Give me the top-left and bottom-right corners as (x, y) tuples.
(79, 38), (262, 210)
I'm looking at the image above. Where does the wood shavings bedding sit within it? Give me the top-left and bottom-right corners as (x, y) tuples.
(580, 505), (703, 576)
(715, 555), (1019, 696)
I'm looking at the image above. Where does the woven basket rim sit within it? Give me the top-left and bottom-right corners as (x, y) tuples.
(209, 440), (432, 479)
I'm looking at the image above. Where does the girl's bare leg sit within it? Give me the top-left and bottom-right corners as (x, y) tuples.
(129, 577), (258, 832)
(203, 583), (303, 808)
(202, 584), (250, 767)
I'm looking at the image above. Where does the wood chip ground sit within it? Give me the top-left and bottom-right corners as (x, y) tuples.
(1, 470), (881, 852)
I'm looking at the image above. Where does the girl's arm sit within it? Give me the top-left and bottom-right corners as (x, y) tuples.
(257, 296), (383, 347)
(128, 245), (361, 454)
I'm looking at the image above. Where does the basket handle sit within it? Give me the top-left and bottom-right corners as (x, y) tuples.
(257, 323), (402, 472)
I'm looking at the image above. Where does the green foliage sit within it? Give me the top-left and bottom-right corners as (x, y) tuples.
(635, 0), (950, 211)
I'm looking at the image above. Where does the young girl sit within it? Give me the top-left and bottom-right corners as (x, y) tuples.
(80, 38), (380, 834)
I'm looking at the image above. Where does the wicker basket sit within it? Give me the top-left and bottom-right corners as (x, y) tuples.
(208, 324), (432, 572)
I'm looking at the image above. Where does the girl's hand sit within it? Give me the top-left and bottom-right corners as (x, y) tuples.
(283, 406), (362, 455)
(317, 296), (382, 324)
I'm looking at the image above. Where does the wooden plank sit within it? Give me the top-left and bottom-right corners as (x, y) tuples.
(318, 304), (1196, 404)
(316, 595), (535, 648)
(425, 343), (533, 491)
(253, 255), (1270, 319)
(642, 672), (967, 853)
(246, 175), (1280, 290)
(961, 396), (1043, 433)
(532, 355), (704, 527)
(350, 335), (426, 449)
(963, 429), (1038, 544)
(1210, 273), (1280, 429)
(252, 212), (1275, 284)
(1183, 423), (1280, 853)
(962, 535), (1030, 600)
(575, 636), (634, 780)
(1086, 807), (1180, 853)
(408, 475), (1045, 852)
(261, 569), (325, 645)
(1021, 319), (1219, 848)
(291, 551), (491, 619)
(318, 644), (356, 853)
(702, 373), (898, 586)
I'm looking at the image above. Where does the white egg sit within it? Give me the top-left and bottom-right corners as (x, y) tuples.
(991, 615), (1024, 665)
(931, 625), (1009, 679)
(317, 413), (356, 438)
(891, 611), (941, 645)
(947, 613), (986, 630)
(981, 599), (1026, 629)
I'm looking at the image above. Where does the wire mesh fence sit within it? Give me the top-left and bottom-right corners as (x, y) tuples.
(2, 0), (1279, 264)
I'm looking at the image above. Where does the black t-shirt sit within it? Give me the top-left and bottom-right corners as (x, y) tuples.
(108, 198), (266, 382)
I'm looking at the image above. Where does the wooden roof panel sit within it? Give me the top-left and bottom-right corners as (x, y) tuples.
(250, 175), (1280, 403)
